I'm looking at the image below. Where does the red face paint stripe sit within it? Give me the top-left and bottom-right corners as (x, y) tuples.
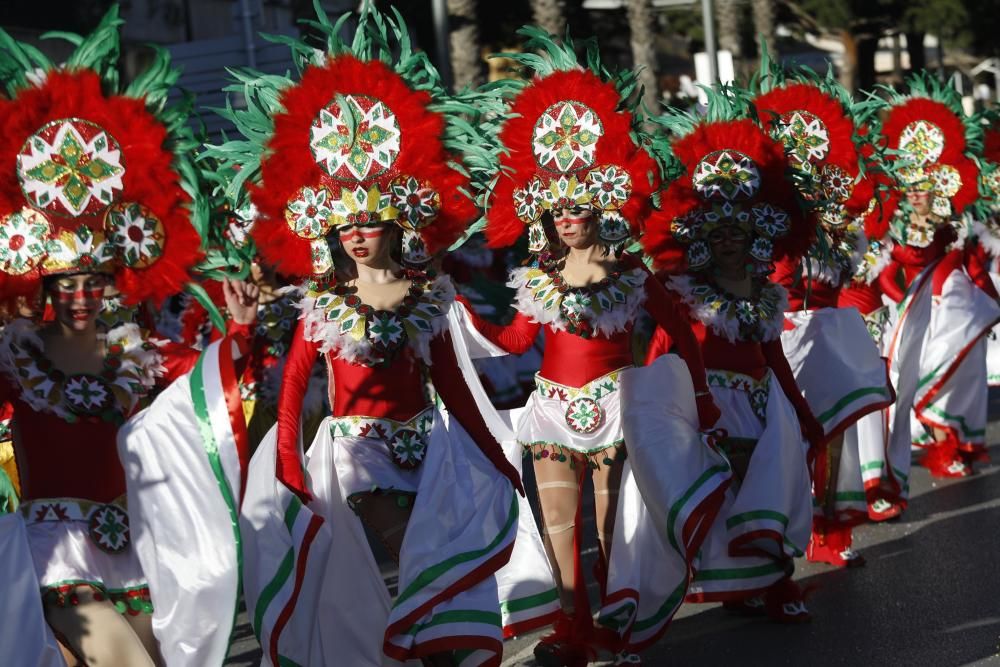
(53, 288), (104, 302)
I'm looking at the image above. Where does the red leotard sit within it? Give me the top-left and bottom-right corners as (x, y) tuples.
(0, 337), (202, 503)
(465, 263), (711, 393)
(645, 300), (821, 436)
(874, 226), (996, 301)
(275, 322), (506, 498)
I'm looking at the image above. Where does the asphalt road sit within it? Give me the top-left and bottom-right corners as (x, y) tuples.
(226, 391), (1000, 667)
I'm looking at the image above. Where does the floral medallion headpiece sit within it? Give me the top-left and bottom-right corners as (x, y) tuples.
(643, 86), (811, 274)
(752, 70), (879, 231)
(484, 28), (658, 255)
(0, 8), (202, 304)
(880, 73), (981, 223)
(209, 7), (482, 278)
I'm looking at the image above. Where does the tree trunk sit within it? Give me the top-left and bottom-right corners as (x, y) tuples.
(891, 31), (903, 84)
(715, 0), (743, 75)
(905, 31), (926, 72)
(530, 0), (567, 39)
(625, 0), (660, 113)
(751, 0), (776, 60)
(447, 0), (482, 89)
(839, 28), (858, 92)
(857, 36), (878, 90)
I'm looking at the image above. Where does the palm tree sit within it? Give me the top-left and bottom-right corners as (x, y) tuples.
(625, 0), (660, 113)
(447, 0), (483, 88)
(715, 0), (743, 65)
(530, 0), (568, 38)
(751, 0), (776, 59)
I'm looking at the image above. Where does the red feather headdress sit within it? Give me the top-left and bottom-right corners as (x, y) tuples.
(854, 125), (894, 240)
(882, 96), (979, 219)
(247, 55), (474, 278)
(485, 68), (658, 253)
(754, 82), (873, 221)
(0, 15), (201, 306)
(643, 117), (811, 274)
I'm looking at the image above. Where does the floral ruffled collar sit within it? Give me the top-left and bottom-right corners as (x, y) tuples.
(667, 274), (788, 343)
(509, 260), (648, 338)
(0, 320), (164, 424)
(890, 210), (955, 249)
(300, 270), (454, 366)
(801, 217), (866, 287)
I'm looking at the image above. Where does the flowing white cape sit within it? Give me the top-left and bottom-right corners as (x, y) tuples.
(911, 269), (1000, 449)
(598, 355), (732, 651)
(118, 339), (247, 666)
(448, 303), (562, 637)
(239, 305), (557, 667)
(780, 308), (893, 437)
(0, 513), (67, 667)
(881, 263), (938, 503)
(779, 307), (894, 523)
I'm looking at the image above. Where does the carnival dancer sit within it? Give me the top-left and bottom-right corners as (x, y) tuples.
(213, 8), (532, 666)
(0, 9), (260, 665)
(876, 74), (1000, 477)
(972, 126), (1000, 389)
(642, 87), (822, 621)
(837, 233), (908, 521)
(753, 72), (895, 567)
(462, 30), (730, 665)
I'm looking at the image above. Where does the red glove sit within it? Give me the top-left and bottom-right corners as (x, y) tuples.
(428, 333), (526, 498)
(226, 321), (253, 357)
(475, 441), (524, 496)
(696, 393), (722, 431)
(281, 476), (315, 504)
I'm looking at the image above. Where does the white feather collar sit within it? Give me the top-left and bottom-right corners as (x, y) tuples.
(509, 263), (648, 338)
(666, 274), (788, 343)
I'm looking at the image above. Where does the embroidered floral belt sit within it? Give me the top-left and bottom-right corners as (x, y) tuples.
(21, 497), (131, 555)
(707, 369), (771, 422)
(534, 368), (627, 435)
(329, 408), (435, 470)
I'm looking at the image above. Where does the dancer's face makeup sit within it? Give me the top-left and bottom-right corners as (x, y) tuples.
(48, 273), (107, 332)
(339, 223), (391, 266)
(708, 226), (749, 274)
(906, 189), (933, 216)
(554, 207), (596, 249)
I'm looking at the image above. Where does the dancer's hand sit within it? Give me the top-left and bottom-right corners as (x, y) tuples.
(696, 393), (722, 430)
(496, 459), (525, 497)
(223, 277), (261, 326)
